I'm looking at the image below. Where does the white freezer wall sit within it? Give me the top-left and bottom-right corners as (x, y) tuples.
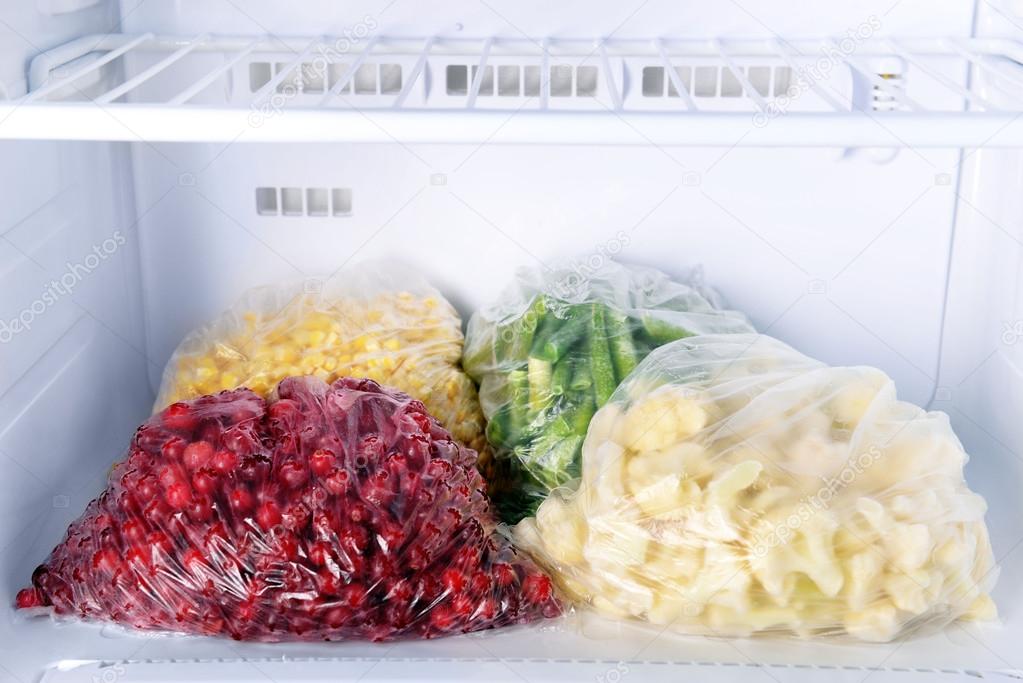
(134, 141), (963, 407)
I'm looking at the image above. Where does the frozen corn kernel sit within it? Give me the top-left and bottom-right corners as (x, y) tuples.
(155, 276), (492, 483)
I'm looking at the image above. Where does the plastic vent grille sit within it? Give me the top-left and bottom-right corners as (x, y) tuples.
(248, 62), (402, 95)
(641, 65), (793, 98)
(446, 64), (599, 97)
(255, 187), (352, 217)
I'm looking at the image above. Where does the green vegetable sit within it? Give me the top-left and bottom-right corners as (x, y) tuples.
(641, 314), (692, 346)
(466, 268), (736, 523)
(527, 356), (553, 412)
(606, 308), (639, 382)
(485, 406), (515, 449)
(589, 305), (617, 405)
(551, 357), (574, 395)
(494, 295), (548, 362)
(507, 369), (530, 436)
(536, 305), (589, 363)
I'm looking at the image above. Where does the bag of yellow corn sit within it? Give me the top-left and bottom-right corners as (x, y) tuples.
(154, 263), (492, 475)
(515, 333), (998, 642)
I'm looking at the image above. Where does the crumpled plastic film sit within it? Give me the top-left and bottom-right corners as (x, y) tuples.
(154, 263), (492, 479)
(515, 333), (997, 642)
(463, 260), (753, 522)
(18, 376), (560, 641)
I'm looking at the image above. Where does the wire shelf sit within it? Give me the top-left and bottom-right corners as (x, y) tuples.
(1, 33), (1022, 145)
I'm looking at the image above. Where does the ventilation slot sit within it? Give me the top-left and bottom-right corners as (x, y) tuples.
(643, 65), (790, 99)
(446, 64), (598, 97)
(255, 187), (353, 217)
(872, 73), (905, 111)
(248, 62), (402, 95)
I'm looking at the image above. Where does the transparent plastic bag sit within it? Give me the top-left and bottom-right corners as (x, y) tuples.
(515, 333), (998, 642)
(463, 260), (753, 522)
(154, 262), (492, 479)
(17, 376), (560, 641)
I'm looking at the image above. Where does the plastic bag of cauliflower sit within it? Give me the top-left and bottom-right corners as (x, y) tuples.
(155, 262), (493, 479)
(463, 259), (753, 523)
(515, 333), (998, 642)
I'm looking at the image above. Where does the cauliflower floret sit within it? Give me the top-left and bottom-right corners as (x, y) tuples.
(620, 386), (707, 453)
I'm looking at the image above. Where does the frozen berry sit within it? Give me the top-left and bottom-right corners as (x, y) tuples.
(15, 379), (560, 642)
(182, 441), (214, 470)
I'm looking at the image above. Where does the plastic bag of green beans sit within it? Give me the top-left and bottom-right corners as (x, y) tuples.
(463, 260), (753, 522)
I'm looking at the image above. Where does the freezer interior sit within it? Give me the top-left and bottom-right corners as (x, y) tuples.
(1, 1), (1022, 681)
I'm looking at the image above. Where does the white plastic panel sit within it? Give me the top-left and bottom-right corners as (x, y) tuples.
(130, 141), (958, 407)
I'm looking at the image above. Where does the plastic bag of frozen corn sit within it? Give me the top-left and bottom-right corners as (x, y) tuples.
(155, 262), (492, 476)
(515, 333), (998, 642)
(463, 260), (753, 522)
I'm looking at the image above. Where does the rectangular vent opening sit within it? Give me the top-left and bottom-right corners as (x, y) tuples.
(280, 187), (304, 216)
(248, 62), (401, 96)
(447, 63), (598, 98)
(255, 187), (353, 217)
(470, 65), (495, 96)
(498, 65), (520, 96)
(255, 187), (278, 216)
(644, 64), (795, 99)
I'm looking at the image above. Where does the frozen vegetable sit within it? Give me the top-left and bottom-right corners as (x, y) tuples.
(463, 260), (753, 522)
(17, 377), (560, 640)
(516, 334), (998, 642)
(154, 264), (492, 480)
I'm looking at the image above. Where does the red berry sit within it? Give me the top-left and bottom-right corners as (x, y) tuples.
(91, 548), (120, 572)
(125, 545), (152, 570)
(256, 501), (282, 531)
(307, 540), (331, 566)
(494, 563), (516, 588)
(309, 449), (335, 477)
(441, 568), (465, 593)
(429, 605), (455, 630)
(157, 465), (184, 489)
(165, 483), (191, 510)
(15, 588), (43, 609)
(162, 402), (198, 431)
(186, 497), (213, 523)
(135, 475), (160, 502)
(229, 488), (254, 514)
(192, 469), (217, 495)
(340, 583), (366, 609)
(275, 533), (299, 561)
(469, 571), (492, 594)
(323, 606), (350, 628)
(182, 441), (214, 470)
(279, 461), (308, 488)
(161, 437), (187, 461)
(522, 574), (553, 604)
(211, 449), (238, 474)
(324, 469), (349, 494)
(451, 593), (475, 616)
(182, 548), (205, 570)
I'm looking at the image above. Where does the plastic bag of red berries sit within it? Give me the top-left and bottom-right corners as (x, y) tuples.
(16, 376), (561, 641)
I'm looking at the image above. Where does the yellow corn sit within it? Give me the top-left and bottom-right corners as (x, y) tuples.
(156, 288), (491, 473)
